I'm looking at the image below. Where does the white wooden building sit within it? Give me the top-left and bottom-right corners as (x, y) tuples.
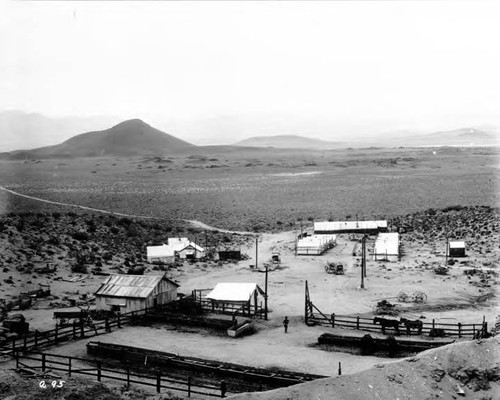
(95, 274), (179, 314)
(448, 241), (466, 257)
(147, 238), (205, 264)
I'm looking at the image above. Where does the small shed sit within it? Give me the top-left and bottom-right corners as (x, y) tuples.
(205, 283), (265, 317)
(95, 274), (179, 314)
(218, 250), (242, 261)
(448, 241), (466, 257)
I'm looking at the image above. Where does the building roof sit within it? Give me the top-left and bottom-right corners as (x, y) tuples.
(314, 220), (387, 232)
(373, 232), (399, 256)
(205, 283), (264, 302)
(178, 243), (205, 253)
(147, 238), (204, 258)
(449, 241), (466, 248)
(297, 235), (336, 248)
(95, 274), (179, 298)
(147, 244), (175, 258)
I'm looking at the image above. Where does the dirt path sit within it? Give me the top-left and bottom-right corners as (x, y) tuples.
(183, 219), (256, 236)
(0, 185), (158, 219)
(1, 185), (258, 237)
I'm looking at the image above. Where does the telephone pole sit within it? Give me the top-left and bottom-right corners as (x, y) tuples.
(360, 235), (366, 288)
(264, 264), (268, 320)
(255, 236), (258, 270)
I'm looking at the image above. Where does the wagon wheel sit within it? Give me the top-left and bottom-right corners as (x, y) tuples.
(397, 291), (409, 303)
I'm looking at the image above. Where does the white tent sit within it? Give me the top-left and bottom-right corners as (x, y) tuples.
(297, 235), (336, 255)
(373, 233), (399, 261)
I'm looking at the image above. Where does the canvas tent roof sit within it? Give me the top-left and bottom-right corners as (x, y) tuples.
(205, 283), (264, 302)
(147, 244), (175, 258)
(449, 241), (466, 248)
(314, 220), (387, 232)
(95, 274), (179, 298)
(373, 233), (399, 256)
(297, 235), (336, 247)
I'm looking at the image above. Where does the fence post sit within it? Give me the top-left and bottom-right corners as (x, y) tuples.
(432, 319), (435, 329)
(68, 357), (72, 377)
(73, 322), (76, 339)
(80, 318), (84, 338)
(54, 325), (58, 344)
(220, 380), (227, 398)
(338, 362), (342, 376)
(117, 314), (121, 329)
(187, 376), (191, 397)
(126, 366), (130, 390)
(23, 332), (27, 352)
(15, 350), (19, 369)
(105, 318), (110, 333)
(331, 313), (335, 328)
(472, 324), (476, 338)
(97, 361), (102, 382)
(12, 338), (16, 356)
(42, 354), (46, 372)
(156, 369), (161, 393)
(34, 330), (38, 349)
(458, 323), (462, 338)
(356, 316), (360, 330)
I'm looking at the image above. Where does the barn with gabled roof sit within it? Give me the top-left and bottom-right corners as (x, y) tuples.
(95, 274), (179, 314)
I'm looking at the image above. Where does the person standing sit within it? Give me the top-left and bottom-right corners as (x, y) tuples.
(283, 316), (289, 333)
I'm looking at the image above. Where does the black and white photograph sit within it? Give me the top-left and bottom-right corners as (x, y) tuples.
(0, 1), (498, 399)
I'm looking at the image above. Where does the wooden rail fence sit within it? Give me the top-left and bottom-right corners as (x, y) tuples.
(304, 281), (487, 338)
(15, 351), (226, 398)
(0, 308), (146, 356)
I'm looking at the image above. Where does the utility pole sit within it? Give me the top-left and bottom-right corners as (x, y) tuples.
(445, 235), (449, 265)
(360, 235), (366, 288)
(255, 236), (258, 270)
(363, 235), (367, 278)
(264, 264), (268, 320)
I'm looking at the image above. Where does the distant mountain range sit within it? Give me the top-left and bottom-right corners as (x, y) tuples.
(234, 128), (498, 149)
(2, 119), (196, 159)
(234, 135), (342, 150)
(0, 111), (498, 159)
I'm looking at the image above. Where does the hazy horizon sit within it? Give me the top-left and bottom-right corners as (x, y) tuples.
(2, 1), (500, 148)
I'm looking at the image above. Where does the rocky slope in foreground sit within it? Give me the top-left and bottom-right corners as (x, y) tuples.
(229, 337), (499, 400)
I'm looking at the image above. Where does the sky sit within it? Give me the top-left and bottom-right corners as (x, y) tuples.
(1, 1), (500, 145)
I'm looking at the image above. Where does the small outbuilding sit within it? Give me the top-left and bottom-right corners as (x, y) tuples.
(95, 274), (179, 314)
(204, 283), (265, 317)
(448, 241), (466, 257)
(218, 250), (242, 261)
